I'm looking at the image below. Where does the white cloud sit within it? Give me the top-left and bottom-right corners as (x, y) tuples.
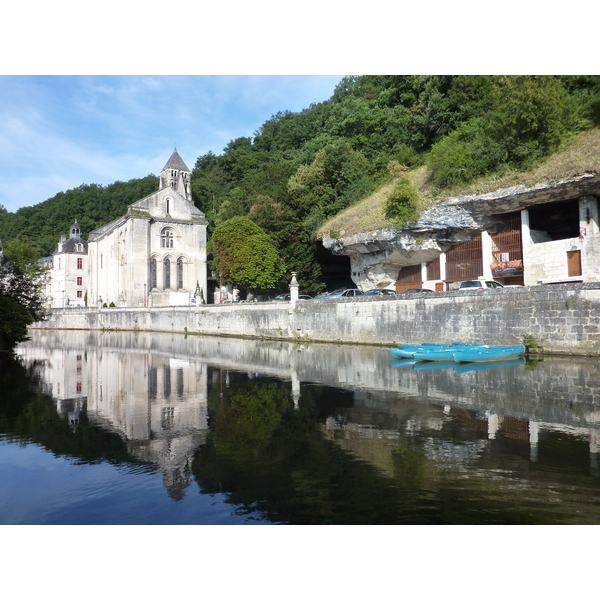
(0, 75), (343, 213)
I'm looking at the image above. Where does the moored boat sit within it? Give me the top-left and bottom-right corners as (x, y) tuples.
(411, 349), (457, 361)
(391, 342), (489, 359)
(390, 342), (526, 363)
(452, 345), (525, 363)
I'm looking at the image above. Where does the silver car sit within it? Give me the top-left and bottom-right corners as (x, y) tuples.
(325, 288), (364, 299)
(458, 280), (504, 290)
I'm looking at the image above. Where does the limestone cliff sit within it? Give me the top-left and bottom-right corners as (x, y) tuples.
(320, 173), (600, 290)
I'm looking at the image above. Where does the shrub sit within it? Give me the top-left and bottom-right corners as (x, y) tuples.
(384, 179), (420, 227)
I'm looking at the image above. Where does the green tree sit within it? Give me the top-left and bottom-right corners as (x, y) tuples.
(211, 216), (285, 291)
(0, 237), (47, 351)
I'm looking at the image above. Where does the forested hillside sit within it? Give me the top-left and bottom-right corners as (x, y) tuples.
(2, 76), (600, 295)
(0, 176), (158, 257)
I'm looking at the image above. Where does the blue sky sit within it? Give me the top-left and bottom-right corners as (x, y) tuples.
(1, 3), (591, 216)
(0, 75), (343, 213)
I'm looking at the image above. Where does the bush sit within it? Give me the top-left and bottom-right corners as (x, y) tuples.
(384, 179), (420, 227)
(426, 118), (506, 187)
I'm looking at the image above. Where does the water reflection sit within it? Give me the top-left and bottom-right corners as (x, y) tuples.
(16, 332), (208, 501)
(8, 329), (600, 524)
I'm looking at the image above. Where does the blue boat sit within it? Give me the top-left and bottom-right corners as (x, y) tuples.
(390, 342), (526, 363)
(412, 349), (457, 361)
(392, 343), (489, 360)
(452, 345), (525, 363)
(391, 346), (435, 358)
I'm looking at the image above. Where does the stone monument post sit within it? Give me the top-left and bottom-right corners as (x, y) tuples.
(289, 272), (299, 306)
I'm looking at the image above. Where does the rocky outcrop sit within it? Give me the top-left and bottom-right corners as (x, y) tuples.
(321, 173), (600, 290)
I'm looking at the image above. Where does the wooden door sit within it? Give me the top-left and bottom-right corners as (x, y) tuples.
(567, 251), (582, 277)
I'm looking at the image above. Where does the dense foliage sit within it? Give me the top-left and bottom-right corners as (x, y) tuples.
(2, 76), (599, 293)
(191, 75), (600, 291)
(0, 236), (47, 351)
(210, 216), (286, 291)
(0, 176), (158, 257)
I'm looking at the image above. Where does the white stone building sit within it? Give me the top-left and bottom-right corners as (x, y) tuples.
(85, 149), (208, 307)
(50, 220), (88, 307)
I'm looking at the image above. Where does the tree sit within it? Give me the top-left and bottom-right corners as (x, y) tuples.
(0, 235), (47, 351)
(211, 217), (286, 291)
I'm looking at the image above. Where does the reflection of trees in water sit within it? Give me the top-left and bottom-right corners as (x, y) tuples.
(193, 371), (429, 524)
(192, 369), (600, 525)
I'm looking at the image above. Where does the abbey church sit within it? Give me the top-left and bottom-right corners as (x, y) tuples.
(48, 150), (208, 308)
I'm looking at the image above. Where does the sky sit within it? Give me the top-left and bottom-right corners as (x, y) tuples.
(2, 2), (593, 216)
(0, 75), (344, 213)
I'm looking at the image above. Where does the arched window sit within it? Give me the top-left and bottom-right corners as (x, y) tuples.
(161, 229), (174, 248)
(164, 258), (171, 289)
(150, 258), (157, 289)
(177, 258), (184, 289)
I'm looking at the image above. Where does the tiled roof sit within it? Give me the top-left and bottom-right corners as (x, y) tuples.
(162, 148), (189, 173)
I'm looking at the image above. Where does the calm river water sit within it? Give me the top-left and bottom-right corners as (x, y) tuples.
(2, 329), (600, 525)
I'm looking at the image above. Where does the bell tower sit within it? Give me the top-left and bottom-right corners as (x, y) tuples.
(160, 148), (192, 202)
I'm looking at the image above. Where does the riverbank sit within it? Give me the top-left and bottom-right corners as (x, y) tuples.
(31, 282), (600, 356)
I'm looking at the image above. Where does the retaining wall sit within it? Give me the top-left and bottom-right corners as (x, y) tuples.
(32, 283), (600, 356)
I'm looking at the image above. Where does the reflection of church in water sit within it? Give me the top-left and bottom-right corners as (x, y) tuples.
(35, 344), (208, 501)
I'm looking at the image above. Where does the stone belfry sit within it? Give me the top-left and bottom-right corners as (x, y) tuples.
(160, 148), (192, 202)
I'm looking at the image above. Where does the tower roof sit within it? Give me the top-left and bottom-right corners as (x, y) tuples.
(162, 148), (190, 173)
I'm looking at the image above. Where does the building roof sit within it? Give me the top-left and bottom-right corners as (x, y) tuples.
(55, 236), (88, 254)
(162, 148), (190, 173)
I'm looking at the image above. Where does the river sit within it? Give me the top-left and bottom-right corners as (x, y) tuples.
(2, 329), (600, 525)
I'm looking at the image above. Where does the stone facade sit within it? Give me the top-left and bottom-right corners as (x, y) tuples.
(49, 220), (88, 307)
(47, 150), (208, 308)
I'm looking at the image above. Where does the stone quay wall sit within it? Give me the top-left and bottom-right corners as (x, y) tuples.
(32, 283), (600, 356)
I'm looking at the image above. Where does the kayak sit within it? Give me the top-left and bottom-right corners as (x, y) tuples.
(452, 345), (526, 363)
(390, 342), (526, 363)
(392, 343), (490, 359)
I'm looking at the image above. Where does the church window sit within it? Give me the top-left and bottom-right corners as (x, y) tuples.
(77, 258), (83, 269)
(161, 229), (173, 248)
(166, 198), (170, 214)
(177, 258), (183, 289)
(150, 259), (157, 289)
(58, 258), (61, 269)
(164, 258), (171, 289)
(100, 253), (103, 269)
(77, 277), (82, 286)
(77, 290), (83, 298)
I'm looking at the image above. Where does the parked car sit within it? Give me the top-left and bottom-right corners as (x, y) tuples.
(274, 293), (313, 301)
(324, 288), (364, 299)
(363, 289), (398, 296)
(399, 288), (434, 295)
(248, 295), (275, 302)
(313, 292), (332, 299)
(458, 280), (504, 290)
